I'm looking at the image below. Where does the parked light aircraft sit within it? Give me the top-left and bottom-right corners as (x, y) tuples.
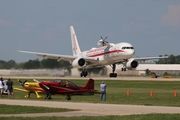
(18, 26), (168, 77)
(36, 78), (99, 100)
(13, 79), (47, 99)
(14, 78), (99, 100)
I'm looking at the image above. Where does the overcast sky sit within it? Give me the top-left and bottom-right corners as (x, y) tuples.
(1, 0), (180, 63)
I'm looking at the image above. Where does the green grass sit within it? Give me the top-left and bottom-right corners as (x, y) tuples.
(0, 104), (75, 114)
(2, 78), (180, 106)
(1, 114), (180, 120)
(1, 78), (180, 119)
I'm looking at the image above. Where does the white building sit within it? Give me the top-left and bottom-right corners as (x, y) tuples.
(106, 64), (180, 76)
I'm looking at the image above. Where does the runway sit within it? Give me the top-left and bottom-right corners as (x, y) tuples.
(5, 76), (180, 81)
(0, 99), (180, 117)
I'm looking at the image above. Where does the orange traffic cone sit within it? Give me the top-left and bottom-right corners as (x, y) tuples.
(126, 90), (130, 96)
(174, 91), (177, 97)
(150, 90), (153, 96)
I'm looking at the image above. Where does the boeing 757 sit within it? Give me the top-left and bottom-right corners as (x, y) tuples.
(18, 26), (168, 77)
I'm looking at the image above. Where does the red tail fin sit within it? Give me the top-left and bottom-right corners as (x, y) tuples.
(84, 78), (94, 89)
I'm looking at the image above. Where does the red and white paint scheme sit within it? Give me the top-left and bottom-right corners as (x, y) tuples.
(18, 26), (168, 77)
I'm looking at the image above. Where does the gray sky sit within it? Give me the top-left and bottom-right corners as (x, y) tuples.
(1, 0), (180, 63)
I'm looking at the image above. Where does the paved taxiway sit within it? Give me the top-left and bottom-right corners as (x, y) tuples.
(0, 99), (180, 117)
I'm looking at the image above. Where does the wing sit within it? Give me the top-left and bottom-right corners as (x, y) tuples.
(14, 87), (44, 93)
(133, 56), (168, 62)
(18, 50), (98, 63)
(13, 88), (30, 92)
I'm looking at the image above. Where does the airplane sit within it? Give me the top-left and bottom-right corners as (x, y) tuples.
(18, 26), (168, 77)
(36, 78), (99, 100)
(13, 79), (47, 99)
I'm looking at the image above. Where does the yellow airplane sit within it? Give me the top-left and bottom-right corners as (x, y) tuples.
(14, 79), (47, 99)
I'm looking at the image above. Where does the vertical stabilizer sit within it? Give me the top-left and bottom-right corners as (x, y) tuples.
(70, 26), (81, 56)
(83, 78), (94, 90)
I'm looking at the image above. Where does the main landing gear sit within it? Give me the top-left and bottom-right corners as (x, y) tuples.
(121, 67), (126, 71)
(109, 63), (117, 77)
(44, 92), (52, 99)
(80, 68), (88, 77)
(66, 94), (71, 100)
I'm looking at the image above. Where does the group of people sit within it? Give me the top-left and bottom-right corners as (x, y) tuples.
(0, 77), (14, 98)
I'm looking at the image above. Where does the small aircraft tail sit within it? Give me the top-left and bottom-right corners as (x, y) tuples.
(70, 26), (81, 56)
(83, 78), (94, 90)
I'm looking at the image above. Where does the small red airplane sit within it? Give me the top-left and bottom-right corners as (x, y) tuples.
(38, 78), (99, 100)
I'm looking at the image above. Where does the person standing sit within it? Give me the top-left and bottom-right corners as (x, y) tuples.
(100, 81), (106, 101)
(0, 77), (4, 98)
(6, 78), (14, 98)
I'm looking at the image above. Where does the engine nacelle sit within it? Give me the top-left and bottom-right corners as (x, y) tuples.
(72, 58), (86, 68)
(126, 59), (139, 70)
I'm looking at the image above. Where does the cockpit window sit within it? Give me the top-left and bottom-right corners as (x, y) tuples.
(122, 47), (134, 49)
(52, 79), (79, 89)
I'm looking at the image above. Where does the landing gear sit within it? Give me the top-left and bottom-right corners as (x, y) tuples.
(80, 68), (88, 77)
(25, 92), (31, 98)
(109, 63), (117, 77)
(121, 67), (126, 71)
(44, 92), (52, 99)
(66, 94), (71, 100)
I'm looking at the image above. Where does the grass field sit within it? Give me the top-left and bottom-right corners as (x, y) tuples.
(0, 104), (75, 114)
(2, 78), (179, 106)
(1, 78), (180, 119)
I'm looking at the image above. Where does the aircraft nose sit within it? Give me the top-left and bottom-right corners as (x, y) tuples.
(128, 49), (135, 56)
(132, 49), (135, 55)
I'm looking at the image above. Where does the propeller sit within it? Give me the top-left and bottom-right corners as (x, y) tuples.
(18, 79), (27, 86)
(100, 36), (108, 46)
(42, 84), (50, 90)
(33, 79), (40, 83)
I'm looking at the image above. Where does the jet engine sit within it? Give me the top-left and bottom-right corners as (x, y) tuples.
(125, 59), (138, 70)
(72, 58), (86, 68)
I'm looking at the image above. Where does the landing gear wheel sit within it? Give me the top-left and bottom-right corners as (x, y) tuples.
(44, 92), (51, 99)
(80, 73), (83, 77)
(109, 73), (117, 77)
(80, 71), (88, 77)
(121, 68), (126, 71)
(66, 94), (71, 100)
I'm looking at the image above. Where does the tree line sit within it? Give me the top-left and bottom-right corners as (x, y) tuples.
(0, 59), (104, 75)
(156, 54), (180, 64)
(0, 59), (71, 70)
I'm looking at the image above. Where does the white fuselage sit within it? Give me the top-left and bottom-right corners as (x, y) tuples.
(80, 42), (135, 66)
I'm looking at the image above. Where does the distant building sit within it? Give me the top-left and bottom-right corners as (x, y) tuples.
(106, 64), (180, 76)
